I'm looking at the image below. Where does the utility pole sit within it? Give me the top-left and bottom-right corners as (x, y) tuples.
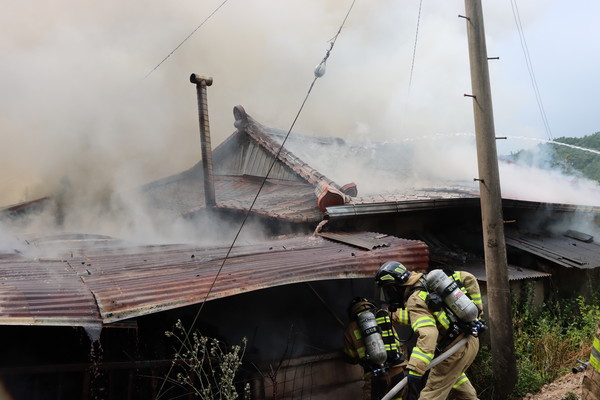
(463, 1), (517, 398)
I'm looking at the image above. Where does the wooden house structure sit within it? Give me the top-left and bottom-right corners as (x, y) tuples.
(1, 105), (599, 398)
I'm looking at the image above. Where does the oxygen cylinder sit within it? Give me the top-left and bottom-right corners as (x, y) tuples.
(426, 269), (479, 323)
(357, 310), (387, 367)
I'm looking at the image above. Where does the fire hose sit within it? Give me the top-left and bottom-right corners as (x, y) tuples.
(573, 359), (589, 373)
(381, 336), (469, 400)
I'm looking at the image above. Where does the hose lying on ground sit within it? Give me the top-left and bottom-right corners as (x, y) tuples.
(381, 336), (469, 400)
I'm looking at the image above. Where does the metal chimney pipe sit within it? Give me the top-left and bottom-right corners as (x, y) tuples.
(190, 73), (216, 208)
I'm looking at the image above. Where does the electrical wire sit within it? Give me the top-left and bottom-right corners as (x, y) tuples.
(407, 0), (423, 98)
(510, 0), (553, 141)
(142, 0), (231, 80)
(399, 0), (423, 132)
(155, 1), (357, 397)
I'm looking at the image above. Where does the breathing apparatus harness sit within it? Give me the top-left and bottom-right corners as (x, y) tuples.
(355, 306), (404, 377)
(407, 269), (487, 352)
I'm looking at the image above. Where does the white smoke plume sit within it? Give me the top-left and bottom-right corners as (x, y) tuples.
(1, 0), (599, 242)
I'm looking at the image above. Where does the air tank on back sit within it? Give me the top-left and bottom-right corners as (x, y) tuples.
(426, 269), (479, 323)
(357, 310), (387, 368)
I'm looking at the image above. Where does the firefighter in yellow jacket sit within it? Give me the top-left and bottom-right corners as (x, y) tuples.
(582, 319), (600, 400)
(375, 261), (484, 400)
(343, 296), (408, 400)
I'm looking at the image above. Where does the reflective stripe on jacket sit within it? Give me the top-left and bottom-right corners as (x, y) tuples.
(591, 334), (600, 372)
(405, 271), (483, 374)
(343, 309), (403, 371)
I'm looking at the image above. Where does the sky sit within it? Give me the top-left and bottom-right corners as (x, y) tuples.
(2, 0), (600, 214)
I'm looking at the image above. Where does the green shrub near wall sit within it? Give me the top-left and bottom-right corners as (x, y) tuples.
(468, 283), (600, 400)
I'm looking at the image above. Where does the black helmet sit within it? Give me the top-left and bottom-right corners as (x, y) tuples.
(375, 261), (411, 287)
(375, 261), (411, 311)
(347, 296), (375, 319)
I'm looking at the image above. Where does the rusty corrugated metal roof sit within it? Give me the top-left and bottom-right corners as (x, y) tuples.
(141, 172), (323, 223)
(211, 176), (322, 222)
(0, 256), (101, 327)
(0, 232), (429, 327)
(0, 197), (51, 215)
(317, 231), (394, 250)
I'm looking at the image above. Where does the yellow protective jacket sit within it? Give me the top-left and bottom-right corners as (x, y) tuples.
(590, 321), (600, 373)
(343, 308), (405, 373)
(405, 270), (483, 375)
(583, 320), (600, 400)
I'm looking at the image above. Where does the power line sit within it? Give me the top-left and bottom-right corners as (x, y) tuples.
(156, 1), (357, 396)
(510, 0), (553, 141)
(143, 0), (231, 80)
(399, 0), (423, 131)
(407, 0), (423, 98)
(186, 0), (356, 330)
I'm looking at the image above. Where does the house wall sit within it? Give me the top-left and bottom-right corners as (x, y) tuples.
(5, 199), (595, 398)
(507, 279), (546, 310)
(251, 351), (363, 399)
(541, 260), (600, 300)
(0, 278), (377, 399)
(214, 133), (302, 182)
(147, 278), (381, 398)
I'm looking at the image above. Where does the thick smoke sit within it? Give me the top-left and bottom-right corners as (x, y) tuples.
(1, 0), (598, 243)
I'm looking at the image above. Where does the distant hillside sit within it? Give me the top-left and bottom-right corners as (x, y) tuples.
(508, 132), (600, 183)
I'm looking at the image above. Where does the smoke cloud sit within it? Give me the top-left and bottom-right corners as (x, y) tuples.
(1, 0), (599, 243)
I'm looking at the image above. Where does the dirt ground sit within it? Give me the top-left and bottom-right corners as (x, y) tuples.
(521, 373), (584, 400)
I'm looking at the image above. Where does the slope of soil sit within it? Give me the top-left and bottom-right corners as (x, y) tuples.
(522, 373), (584, 400)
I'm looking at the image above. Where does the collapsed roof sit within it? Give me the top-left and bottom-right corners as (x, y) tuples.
(137, 105), (484, 225)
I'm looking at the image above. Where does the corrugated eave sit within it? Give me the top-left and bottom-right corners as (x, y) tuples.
(0, 232), (429, 326)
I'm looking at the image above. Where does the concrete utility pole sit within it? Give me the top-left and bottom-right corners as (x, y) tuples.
(463, 1), (517, 398)
(190, 73), (216, 208)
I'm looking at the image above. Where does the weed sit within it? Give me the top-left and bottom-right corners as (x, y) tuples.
(562, 391), (579, 400)
(469, 286), (598, 400)
(164, 319), (250, 399)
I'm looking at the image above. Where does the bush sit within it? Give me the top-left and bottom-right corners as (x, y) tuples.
(562, 391), (579, 400)
(510, 293), (597, 398)
(469, 287), (599, 400)
(164, 319), (251, 400)
(513, 352), (545, 397)
(469, 345), (494, 399)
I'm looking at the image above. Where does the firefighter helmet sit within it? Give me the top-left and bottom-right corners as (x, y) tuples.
(347, 296), (375, 318)
(375, 261), (412, 287)
(375, 261), (412, 310)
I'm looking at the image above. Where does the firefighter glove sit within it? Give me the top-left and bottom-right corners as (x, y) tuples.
(406, 370), (424, 400)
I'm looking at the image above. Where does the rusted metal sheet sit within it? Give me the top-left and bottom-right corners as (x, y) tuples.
(0, 233), (429, 326)
(142, 170), (323, 223)
(0, 197), (51, 214)
(209, 176), (322, 223)
(317, 231), (392, 250)
(0, 257), (101, 327)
